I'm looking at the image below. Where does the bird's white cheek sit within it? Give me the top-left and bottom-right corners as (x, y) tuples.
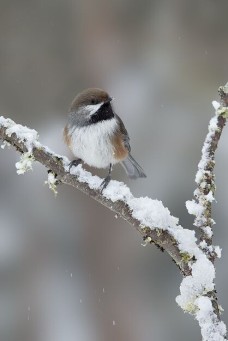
(85, 102), (104, 116)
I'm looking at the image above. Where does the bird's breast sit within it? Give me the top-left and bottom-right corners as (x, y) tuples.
(66, 118), (124, 168)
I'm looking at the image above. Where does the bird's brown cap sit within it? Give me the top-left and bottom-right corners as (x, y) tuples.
(69, 88), (112, 112)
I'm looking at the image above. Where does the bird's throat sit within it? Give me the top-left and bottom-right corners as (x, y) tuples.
(89, 102), (114, 124)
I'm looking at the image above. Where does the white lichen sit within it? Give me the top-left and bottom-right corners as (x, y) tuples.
(1, 140), (11, 149)
(15, 152), (34, 174)
(216, 106), (228, 118)
(141, 236), (152, 247)
(45, 171), (58, 196)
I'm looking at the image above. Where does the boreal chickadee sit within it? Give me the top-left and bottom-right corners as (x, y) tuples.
(64, 88), (146, 191)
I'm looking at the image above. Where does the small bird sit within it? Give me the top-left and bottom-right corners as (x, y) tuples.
(64, 88), (146, 191)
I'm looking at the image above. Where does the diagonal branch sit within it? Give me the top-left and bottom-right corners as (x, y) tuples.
(0, 116), (191, 275)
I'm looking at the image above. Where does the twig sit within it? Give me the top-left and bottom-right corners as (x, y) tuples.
(186, 84), (228, 262)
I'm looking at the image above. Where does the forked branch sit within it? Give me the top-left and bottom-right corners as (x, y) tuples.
(1, 83), (228, 340)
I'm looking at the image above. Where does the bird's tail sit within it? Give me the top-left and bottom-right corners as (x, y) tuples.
(121, 154), (146, 179)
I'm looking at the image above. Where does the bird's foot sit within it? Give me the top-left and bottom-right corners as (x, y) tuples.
(69, 159), (82, 172)
(100, 175), (111, 193)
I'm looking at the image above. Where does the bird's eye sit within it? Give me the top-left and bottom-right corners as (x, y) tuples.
(91, 98), (97, 105)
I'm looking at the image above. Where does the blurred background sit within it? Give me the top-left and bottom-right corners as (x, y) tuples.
(0, 0), (228, 340)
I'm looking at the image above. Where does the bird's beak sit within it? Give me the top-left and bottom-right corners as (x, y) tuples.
(105, 97), (113, 104)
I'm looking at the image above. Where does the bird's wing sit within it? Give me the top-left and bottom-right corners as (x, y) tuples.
(115, 114), (131, 152)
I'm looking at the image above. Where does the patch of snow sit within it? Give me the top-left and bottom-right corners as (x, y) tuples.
(214, 246), (222, 259)
(212, 101), (220, 110)
(128, 197), (179, 229)
(170, 227), (199, 257)
(186, 200), (204, 216)
(203, 226), (213, 239)
(205, 191), (215, 203)
(195, 296), (226, 341)
(176, 255), (215, 313)
(0, 116), (39, 152)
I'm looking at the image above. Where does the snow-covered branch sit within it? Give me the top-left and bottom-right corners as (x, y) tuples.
(0, 84), (228, 341)
(186, 84), (228, 264)
(0, 116), (192, 275)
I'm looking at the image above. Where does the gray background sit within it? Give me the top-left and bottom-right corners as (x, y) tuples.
(0, 1), (228, 340)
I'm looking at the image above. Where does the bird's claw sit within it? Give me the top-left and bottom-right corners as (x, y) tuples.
(69, 159), (82, 172)
(100, 175), (111, 193)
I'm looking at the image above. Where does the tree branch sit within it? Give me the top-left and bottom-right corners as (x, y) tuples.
(186, 84), (228, 263)
(1, 83), (227, 341)
(0, 117), (192, 275)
